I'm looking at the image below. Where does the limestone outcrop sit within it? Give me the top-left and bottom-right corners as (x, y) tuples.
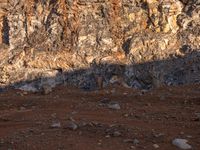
(0, 0), (199, 91)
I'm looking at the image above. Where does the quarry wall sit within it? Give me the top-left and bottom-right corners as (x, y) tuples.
(0, 0), (200, 91)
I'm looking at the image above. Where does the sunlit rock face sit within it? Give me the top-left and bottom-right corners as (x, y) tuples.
(0, 0), (199, 91)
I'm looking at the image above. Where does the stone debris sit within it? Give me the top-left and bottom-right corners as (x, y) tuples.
(64, 122), (78, 131)
(112, 131), (121, 137)
(0, 0), (199, 90)
(133, 139), (140, 145)
(107, 102), (121, 110)
(123, 139), (133, 143)
(194, 113), (200, 121)
(172, 138), (192, 149)
(153, 144), (160, 149)
(50, 122), (61, 128)
(123, 138), (140, 145)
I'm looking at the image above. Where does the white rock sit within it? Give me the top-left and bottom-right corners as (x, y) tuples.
(107, 102), (121, 110)
(51, 122), (61, 128)
(172, 138), (192, 149)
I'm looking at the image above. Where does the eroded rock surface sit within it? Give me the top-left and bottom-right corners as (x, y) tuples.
(0, 0), (199, 90)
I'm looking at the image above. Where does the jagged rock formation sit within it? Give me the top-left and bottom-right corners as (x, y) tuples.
(0, 0), (200, 91)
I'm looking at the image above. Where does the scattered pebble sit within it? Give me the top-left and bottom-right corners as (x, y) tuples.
(112, 131), (121, 137)
(123, 139), (133, 143)
(123, 92), (128, 95)
(107, 102), (121, 110)
(50, 122), (61, 128)
(186, 135), (192, 139)
(97, 142), (102, 146)
(124, 113), (129, 117)
(130, 146), (136, 149)
(123, 138), (139, 145)
(153, 133), (164, 138)
(79, 121), (87, 127)
(20, 106), (26, 110)
(133, 139), (139, 145)
(97, 140), (102, 146)
(65, 122), (78, 130)
(172, 138), (192, 149)
(105, 135), (111, 138)
(194, 113), (200, 121)
(153, 144), (159, 149)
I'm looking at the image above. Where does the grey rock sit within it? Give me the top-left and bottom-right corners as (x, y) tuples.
(112, 131), (121, 137)
(123, 138), (139, 145)
(133, 139), (140, 145)
(195, 113), (200, 121)
(65, 122), (78, 130)
(107, 102), (121, 110)
(172, 138), (192, 149)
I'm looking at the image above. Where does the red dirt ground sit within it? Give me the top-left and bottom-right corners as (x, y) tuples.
(0, 84), (199, 150)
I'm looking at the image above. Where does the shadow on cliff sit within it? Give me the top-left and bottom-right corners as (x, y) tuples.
(1, 48), (200, 93)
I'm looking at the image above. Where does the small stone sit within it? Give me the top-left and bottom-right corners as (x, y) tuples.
(130, 146), (136, 149)
(153, 133), (164, 138)
(124, 113), (129, 117)
(20, 107), (26, 110)
(123, 139), (133, 143)
(68, 116), (75, 122)
(50, 122), (61, 128)
(79, 121), (87, 127)
(133, 139), (139, 145)
(41, 133), (45, 135)
(186, 135), (192, 139)
(107, 102), (121, 110)
(98, 142), (101, 145)
(172, 138), (192, 149)
(153, 144), (159, 149)
(98, 98), (109, 106)
(65, 122), (78, 130)
(123, 92), (128, 95)
(194, 113), (200, 121)
(113, 131), (121, 137)
(180, 132), (184, 135)
(160, 95), (165, 100)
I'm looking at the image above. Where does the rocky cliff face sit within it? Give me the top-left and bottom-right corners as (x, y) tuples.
(0, 0), (200, 91)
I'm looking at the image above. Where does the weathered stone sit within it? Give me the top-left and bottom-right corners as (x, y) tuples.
(0, 0), (199, 91)
(172, 138), (192, 149)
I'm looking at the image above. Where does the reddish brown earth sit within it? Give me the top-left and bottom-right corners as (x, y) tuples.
(0, 85), (200, 150)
